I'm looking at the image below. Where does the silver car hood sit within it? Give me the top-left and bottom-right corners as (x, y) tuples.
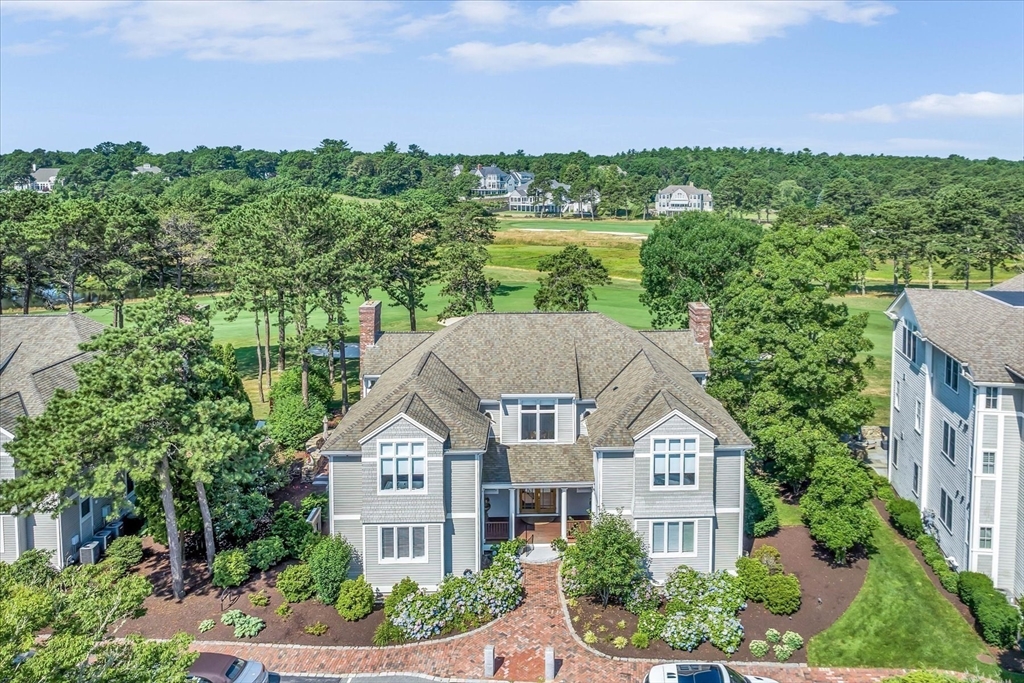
(234, 660), (268, 683)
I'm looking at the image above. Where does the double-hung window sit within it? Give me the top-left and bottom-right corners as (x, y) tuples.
(381, 526), (426, 561)
(978, 526), (993, 550)
(941, 421), (956, 463)
(893, 380), (901, 411)
(891, 438), (899, 469)
(982, 451), (996, 475)
(651, 521), (695, 555)
(900, 324), (918, 363)
(379, 442), (426, 492)
(912, 463), (920, 495)
(944, 356), (960, 392)
(984, 387), (999, 409)
(939, 489), (954, 531)
(652, 438), (697, 487)
(521, 400), (556, 441)
(914, 400), (923, 433)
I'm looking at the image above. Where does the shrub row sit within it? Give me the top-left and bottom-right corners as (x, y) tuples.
(736, 555), (801, 615)
(388, 539), (525, 640)
(885, 498), (924, 540)
(914, 534), (959, 593)
(957, 571), (1022, 648)
(744, 472), (780, 538)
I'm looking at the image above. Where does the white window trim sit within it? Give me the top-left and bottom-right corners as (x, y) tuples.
(519, 399), (558, 443)
(943, 356), (960, 393)
(983, 387), (1000, 410)
(980, 450), (996, 475)
(912, 462), (920, 497)
(978, 526), (993, 550)
(649, 519), (698, 557)
(899, 324), (918, 363)
(379, 525), (429, 564)
(891, 437), (899, 470)
(893, 380), (900, 411)
(914, 400), (923, 434)
(377, 440), (429, 496)
(649, 437), (699, 491)
(940, 421), (956, 465)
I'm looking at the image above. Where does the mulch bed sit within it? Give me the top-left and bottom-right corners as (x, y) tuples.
(122, 539), (384, 646)
(568, 526), (868, 662)
(871, 498), (1024, 674)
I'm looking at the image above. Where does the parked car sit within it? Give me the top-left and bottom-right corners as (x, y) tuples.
(187, 653), (269, 683)
(644, 663), (779, 683)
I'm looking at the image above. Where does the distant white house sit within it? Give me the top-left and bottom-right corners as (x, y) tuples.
(508, 180), (597, 216)
(132, 163), (162, 175)
(458, 164), (535, 196)
(655, 185), (713, 215)
(14, 165), (60, 193)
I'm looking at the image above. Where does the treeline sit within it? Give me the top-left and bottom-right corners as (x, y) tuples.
(3, 140), (1021, 218)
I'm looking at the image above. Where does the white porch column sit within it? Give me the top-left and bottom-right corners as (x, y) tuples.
(508, 488), (515, 541)
(560, 487), (568, 539)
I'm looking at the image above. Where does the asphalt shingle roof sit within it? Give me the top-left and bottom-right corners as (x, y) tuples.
(901, 286), (1024, 384)
(323, 312), (749, 453)
(482, 438), (594, 485)
(0, 313), (105, 432)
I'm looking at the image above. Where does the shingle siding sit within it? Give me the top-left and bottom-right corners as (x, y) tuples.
(635, 517), (713, 581)
(360, 419), (445, 524)
(363, 523), (443, 590)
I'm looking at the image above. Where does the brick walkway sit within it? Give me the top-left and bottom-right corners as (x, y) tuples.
(194, 563), (914, 682)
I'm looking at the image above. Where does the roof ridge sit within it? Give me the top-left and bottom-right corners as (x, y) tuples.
(29, 350), (92, 378)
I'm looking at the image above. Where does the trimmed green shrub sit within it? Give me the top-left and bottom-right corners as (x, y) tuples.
(956, 571), (993, 610)
(915, 535), (959, 592)
(751, 545), (783, 572)
(774, 643), (794, 661)
(765, 627), (781, 643)
(248, 590), (270, 607)
(246, 536), (288, 572)
(781, 630), (804, 650)
(276, 563), (315, 603)
(275, 603), (292, 619)
(336, 575), (374, 621)
(300, 492), (329, 519)
(637, 610), (667, 640)
(212, 550), (250, 588)
(271, 502), (317, 559)
(630, 631), (650, 649)
(745, 473), (780, 537)
(384, 577), (419, 618)
(304, 621), (328, 636)
(801, 454), (877, 564)
(308, 535), (353, 605)
(736, 556), (770, 602)
(373, 620), (407, 646)
(886, 498), (924, 539)
(10, 549), (58, 587)
(763, 573), (802, 615)
(973, 590), (1022, 648)
(268, 393), (326, 451)
(103, 536), (144, 575)
(749, 640), (769, 658)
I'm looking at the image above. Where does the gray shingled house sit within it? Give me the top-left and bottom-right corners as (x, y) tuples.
(1, 313), (131, 568)
(654, 185), (713, 215)
(886, 273), (1024, 599)
(321, 301), (751, 592)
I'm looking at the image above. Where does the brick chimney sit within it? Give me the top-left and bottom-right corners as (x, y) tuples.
(359, 300), (381, 371)
(688, 302), (712, 358)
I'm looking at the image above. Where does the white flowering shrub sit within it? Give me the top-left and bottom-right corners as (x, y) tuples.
(623, 580), (661, 614)
(659, 566), (746, 654)
(390, 539), (525, 640)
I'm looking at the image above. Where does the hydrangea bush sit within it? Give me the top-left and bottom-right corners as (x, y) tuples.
(658, 566), (746, 654)
(389, 540), (525, 640)
(624, 580), (661, 614)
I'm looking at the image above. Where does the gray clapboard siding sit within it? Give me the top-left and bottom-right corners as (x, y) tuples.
(0, 514), (20, 563)
(364, 523), (442, 590)
(331, 455), (362, 519)
(444, 455), (478, 515)
(1016, 417), (1024, 598)
(982, 415), (998, 449)
(59, 507), (79, 567)
(635, 517), (713, 581)
(444, 517), (478, 576)
(977, 553), (993, 578)
(714, 512), (740, 572)
(557, 398), (574, 443)
(889, 327), (927, 504)
(997, 414), (1020, 593)
(500, 399), (519, 444)
(979, 480), (996, 524)
(0, 450), (15, 481)
(714, 452), (742, 509)
(333, 519), (363, 576)
(598, 452), (633, 512)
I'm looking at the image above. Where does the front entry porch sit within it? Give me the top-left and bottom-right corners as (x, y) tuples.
(482, 486), (592, 545)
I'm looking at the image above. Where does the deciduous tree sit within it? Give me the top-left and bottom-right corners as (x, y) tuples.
(533, 245), (611, 312)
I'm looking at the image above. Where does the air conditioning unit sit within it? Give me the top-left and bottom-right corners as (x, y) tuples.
(946, 556), (960, 571)
(79, 541), (101, 565)
(105, 520), (123, 538)
(95, 528), (115, 550)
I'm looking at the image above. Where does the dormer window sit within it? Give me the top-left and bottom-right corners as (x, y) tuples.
(652, 438), (697, 488)
(521, 400), (556, 441)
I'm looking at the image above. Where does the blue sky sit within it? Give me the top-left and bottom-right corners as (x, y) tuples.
(1, 1), (1022, 159)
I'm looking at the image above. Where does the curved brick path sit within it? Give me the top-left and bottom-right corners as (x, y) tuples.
(193, 563), (914, 682)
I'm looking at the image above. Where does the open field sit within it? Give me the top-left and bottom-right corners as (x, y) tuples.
(496, 214), (657, 235)
(490, 231), (643, 280)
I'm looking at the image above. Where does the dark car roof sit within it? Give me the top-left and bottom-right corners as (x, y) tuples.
(189, 653), (237, 680)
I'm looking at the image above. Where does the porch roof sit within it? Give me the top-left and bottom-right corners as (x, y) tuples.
(482, 438), (594, 485)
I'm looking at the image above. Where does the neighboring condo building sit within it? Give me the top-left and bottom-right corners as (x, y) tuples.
(886, 274), (1024, 599)
(655, 185), (713, 215)
(0, 314), (132, 569)
(321, 301), (750, 592)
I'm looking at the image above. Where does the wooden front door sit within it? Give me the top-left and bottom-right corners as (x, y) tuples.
(519, 488), (557, 514)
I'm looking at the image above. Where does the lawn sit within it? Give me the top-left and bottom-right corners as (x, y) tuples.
(841, 294), (895, 426)
(808, 506), (997, 677)
(775, 497), (804, 527)
(489, 231), (643, 280)
(496, 215), (657, 235)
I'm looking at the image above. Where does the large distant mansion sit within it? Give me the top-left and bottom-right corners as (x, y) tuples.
(321, 300), (750, 592)
(886, 274), (1024, 599)
(654, 185), (714, 215)
(14, 165), (60, 193)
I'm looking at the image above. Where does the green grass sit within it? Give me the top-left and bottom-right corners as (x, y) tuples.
(808, 506), (997, 677)
(841, 294), (895, 426)
(496, 215), (657, 235)
(489, 233), (643, 280)
(775, 497), (803, 527)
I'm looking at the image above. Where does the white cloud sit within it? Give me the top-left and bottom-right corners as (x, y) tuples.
(815, 92), (1024, 123)
(445, 36), (665, 71)
(396, 0), (518, 38)
(545, 0), (895, 45)
(1, 0), (392, 62)
(1, 38), (61, 55)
